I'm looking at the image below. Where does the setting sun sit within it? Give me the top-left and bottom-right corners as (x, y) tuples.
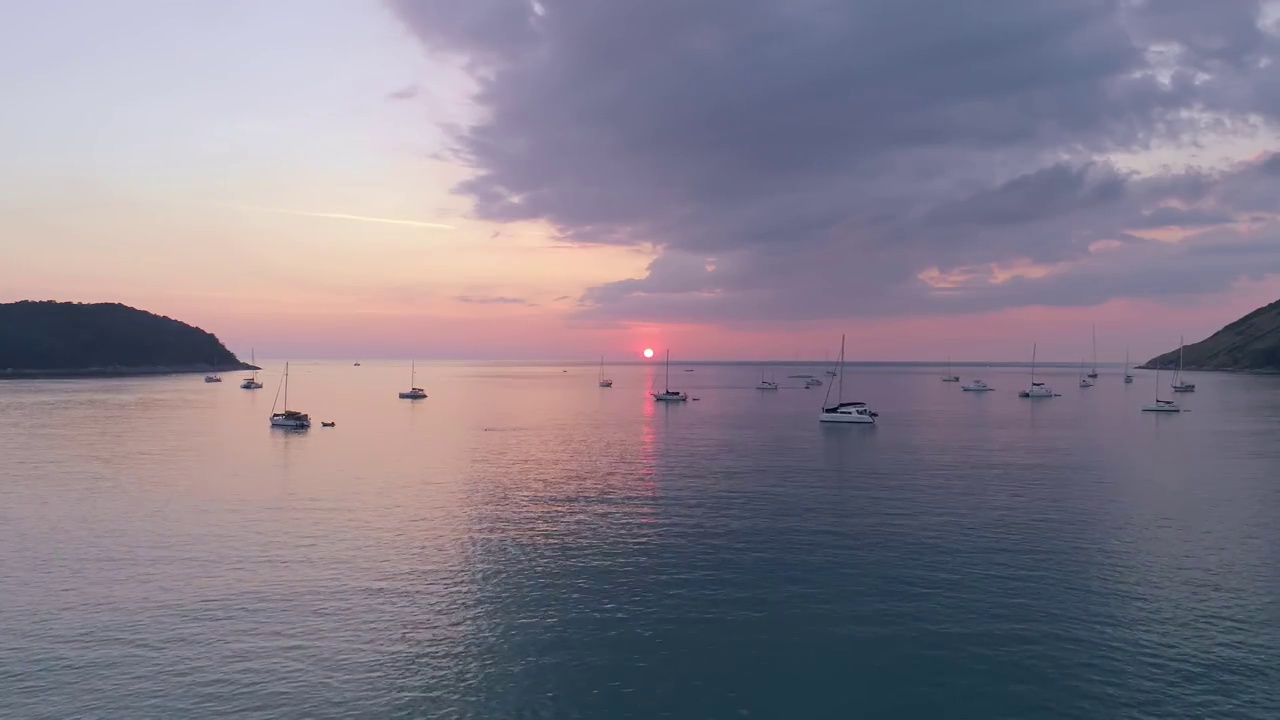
(643, 348), (654, 358)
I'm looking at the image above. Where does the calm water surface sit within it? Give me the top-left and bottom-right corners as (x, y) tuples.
(2, 362), (1279, 718)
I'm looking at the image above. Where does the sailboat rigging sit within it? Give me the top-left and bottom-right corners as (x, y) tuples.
(1018, 343), (1055, 397)
(240, 348), (262, 389)
(818, 334), (877, 423)
(269, 362), (311, 428)
(651, 350), (688, 401)
(1171, 336), (1196, 392)
(399, 360), (427, 399)
(598, 356), (613, 387)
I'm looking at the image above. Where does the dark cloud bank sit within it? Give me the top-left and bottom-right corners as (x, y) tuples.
(391, 0), (1280, 322)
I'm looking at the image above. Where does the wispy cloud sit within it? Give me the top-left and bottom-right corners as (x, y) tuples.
(386, 84), (420, 101)
(228, 204), (455, 230)
(455, 295), (536, 306)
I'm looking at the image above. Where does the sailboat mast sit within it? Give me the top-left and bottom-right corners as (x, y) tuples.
(1092, 325), (1097, 372)
(283, 362), (289, 411)
(665, 349), (670, 391)
(1177, 336), (1184, 383)
(410, 359), (415, 387)
(838, 334), (845, 404)
(1031, 343), (1037, 384)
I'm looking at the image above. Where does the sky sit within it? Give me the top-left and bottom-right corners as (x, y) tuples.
(3, 0), (1280, 362)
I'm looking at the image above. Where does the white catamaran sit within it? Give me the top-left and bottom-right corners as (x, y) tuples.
(819, 334), (877, 423)
(269, 362), (311, 428)
(1171, 336), (1196, 392)
(1018, 343), (1055, 398)
(240, 348), (263, 389)
(399, 360), (427, 399)
(598, 356), (613, 388)
(651, 350), (688, 402)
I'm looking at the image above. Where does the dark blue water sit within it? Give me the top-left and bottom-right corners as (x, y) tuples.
(2, 362), (1278, 718)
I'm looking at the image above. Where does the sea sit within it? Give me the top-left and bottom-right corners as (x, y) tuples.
(2, 361), (1278, 719)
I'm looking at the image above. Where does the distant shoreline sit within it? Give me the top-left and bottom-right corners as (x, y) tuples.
(0, 363), (258, 380)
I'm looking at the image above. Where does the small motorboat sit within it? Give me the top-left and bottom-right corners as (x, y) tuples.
(204, 374), (222, 383)
(804, 378), (823, 387)
(961, 379), (994, 391)
(321, 421), (336, 427)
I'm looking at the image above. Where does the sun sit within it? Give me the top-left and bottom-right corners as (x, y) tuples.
(643, 348), (654, 358)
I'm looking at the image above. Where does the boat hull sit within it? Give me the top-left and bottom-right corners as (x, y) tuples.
(270, 418), (311, 428)
(1171, 385), (1196, 393)
(961, 386), (993, 392)
(652, 393), (687, 402)
(598, 380), (613, 387)
(1142, 405), (1181, 413)
(398, 392), (427, 399)
(819, 412), (874, 423)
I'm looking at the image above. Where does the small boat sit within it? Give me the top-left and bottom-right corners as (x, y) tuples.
(651, 350), (688, 402)
(321, 421), (336, 427)
(1171, 336), (1196, 392)
(756, 368), (779, 390)
(1087, 325), (1099, 378)
(240, 348), (263, 389)
(269, 362), (311, 428)
(398, 360), (427, 399)
(1018, 343), (1055, 398)
(961, 379), (993, 391)
(1143, 364), (1181, 412)
(1124, 349), (1134, 383)
(354, 362), (361, 366)
(598, 356), (612, 388)
(684, 369), (695, 372)
(941, 357), (960, 382)
(804, 378), (823, 387)
(1078, 359), (1094, 388)
(789, 374), (815, 379)
(819, 334), (877, 423)
(204, 374), (222, 383)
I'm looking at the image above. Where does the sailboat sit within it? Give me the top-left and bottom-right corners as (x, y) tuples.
(598, 356), (613, 387)
(1078, 358), (1094, 387)
(204, 374), (222, 383)
(240, 348), (263, 389)
(756, 368), (778, 390)
(941, 357), (960, 382)
(1087, 325), (1099, 378)
(1018, 343), (1055, 397)
(651, 350), (688, 401)
(824, 350), (838, 377)
(1171, 336), (1196, 392)
(1124, 349), (1134, 383)
(819, 334), (877, 423)
(398, 360), (427, 399)
(269, 362), (311, 428)
(1143, 362), (1181, 412)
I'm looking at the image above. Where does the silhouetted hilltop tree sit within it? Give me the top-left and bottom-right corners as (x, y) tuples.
(0, 301), (249, 372)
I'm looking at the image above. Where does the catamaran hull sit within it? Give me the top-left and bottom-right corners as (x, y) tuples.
(652, 394), (687, 402)
(1142, 405), (1181, 412)
(819, 412), (874, 423)
(270, 418), (310, 428)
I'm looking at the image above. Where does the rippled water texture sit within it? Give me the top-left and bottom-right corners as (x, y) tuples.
(2, 362), (1279, 718)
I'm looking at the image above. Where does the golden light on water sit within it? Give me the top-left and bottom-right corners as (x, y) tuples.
(643, 348), (654, 358)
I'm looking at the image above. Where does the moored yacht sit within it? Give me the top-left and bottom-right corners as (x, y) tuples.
(398, 360), (427, 399)
(1171, 336), (1196, 392)
(240, 348), (263, 389)
(1017, 343), (1055, 397)
(269, 362), (311, 428)
(598, 356), (612, 387)
(1143, 363), (1181, 412)
(961, 379), (993, 391)
(1124, 349), (1134, 383)
(204, 374), (222, 383)
(651, 350), (688, 401)
(819, 334), (877, 423)
(941, 357), (960, 382)
(756, 369), (778, 390)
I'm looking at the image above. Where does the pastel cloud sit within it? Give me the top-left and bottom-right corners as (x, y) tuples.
(389, 0), (1280, 326)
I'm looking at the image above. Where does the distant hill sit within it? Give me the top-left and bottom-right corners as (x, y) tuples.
(1141, 297), (1280, 372)
(0, 301), (252, 377)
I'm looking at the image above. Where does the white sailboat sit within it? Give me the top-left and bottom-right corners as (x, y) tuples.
(1143, 363), (1181, 412)
(1078, 358), (1094, 387)
(204, 374), (222, 383)
(1124, 349), (1134, 384)
(398, 360), (427, 399)
(756, 368), (778, 390)
(651, 350), (688, 401)
(961, 379), (994, 391)
(598, 356), (613, 387)
(941, 357), (960, 382)
(1087, 325), (1099, 378)
(240, 348), (263, 389)
(1018, 343), (1055, 397)
(1171, 336), (1196, 392)
(819, 334), (877, 423)
(269, 362), (311, 428)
